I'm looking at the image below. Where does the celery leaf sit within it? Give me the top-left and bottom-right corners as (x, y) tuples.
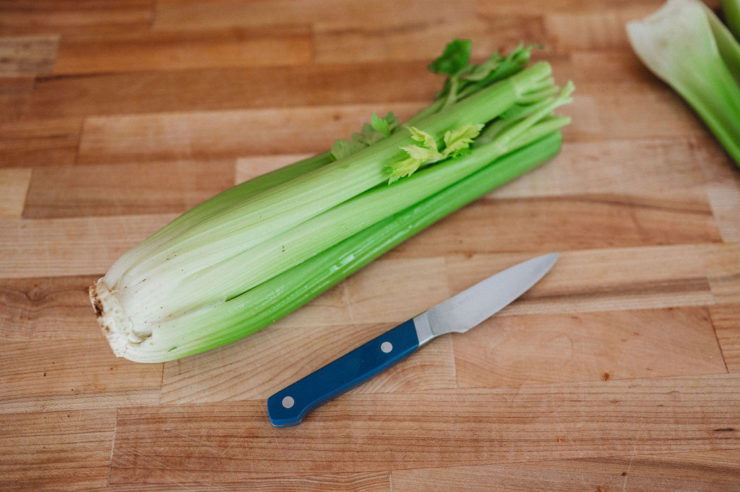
(330, 139), (365, 160)
(429, 39), (472, 76)
(443, 124), (484, 157)
(386, 123), (483, 182)
(386, 158), (422, 183)
(401, 144), (443, 162)
(407, 126), (439, 150)
(370, 112), (398, 137)
(331, 112), (400, 160)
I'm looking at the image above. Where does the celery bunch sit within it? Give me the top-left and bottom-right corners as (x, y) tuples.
(627, 0), (740, 167)
(91, 40), (573, 362)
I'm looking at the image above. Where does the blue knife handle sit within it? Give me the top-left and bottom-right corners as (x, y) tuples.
(267, 319), (420, 427)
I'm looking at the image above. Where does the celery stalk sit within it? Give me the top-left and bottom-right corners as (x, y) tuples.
(723, 0), (740, 40)
(112, 86), (572, 327)
(90, 41), (573, 362)
(708, 1), (740, 82)
(112, 63), (554, 293)
(109, 152), (336, 278)
(112, 132), (563, 362)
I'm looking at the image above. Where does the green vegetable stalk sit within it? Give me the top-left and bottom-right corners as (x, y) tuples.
(90, 40), (573, 362)
(627, 0), (740, 167)
(722, 0), (740, 39)
(159, 133), (564, 359)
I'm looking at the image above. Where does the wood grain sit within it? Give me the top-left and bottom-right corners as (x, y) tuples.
(562, 90), (710, 142)
(0, 0), (153, 36)
(476, 0), (667, 16)
(235, 153), (312, 184)
(107, 473), (390, 491)
(160, 320), (455, 404)
(54, 26), (313, 74)
(446, 246), (716, 315)
(26, 61), (438, 120)
(1, 338), (162, 413)
(492, 137), (734, 198)
(0, 168), (32, 218)
(567, 50), (659, 88)
(704, 243), (740, 305)
(0, 36), (58, 77)
(2, 0), (739, 488)
(23, 159), (235, 218)
(0, 117), (81, 167)
(712, 305), (740, 373)
(1, 275), (106, 342)
(77, 103), (423, 163)
(544, 6), (653, 53)
(0, 77), (34, 123)
(386, 192), (722, 256)
(109, 374), (740, 483)
(454, 307), (726, 388)
(154, 0), (476, 32)
(391, 451), (740, 491)
(708, 181), (740, 242)
(314, 14), (546, 65)
(0, 409), (116, 489)
(0, 214), (173, 278)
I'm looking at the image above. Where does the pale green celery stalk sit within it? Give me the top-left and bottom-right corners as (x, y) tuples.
(125, 86), (572, 325)
(516, 85), (560, 104)
(109, 63), (553, 293)
(475, 93), (570, 146)
(723, 0), (740, 39)
(627, 0), (740, 166)
(509, 115), (571, 148)
(170, 153), (334, 230)
(114, 49), (530, 275)
(125, 132), (563, 362)
(106, 152), (334, 282)
(117, 61), (550, 284)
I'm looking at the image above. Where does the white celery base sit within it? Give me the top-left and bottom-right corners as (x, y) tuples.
(89, 279), (151, 359)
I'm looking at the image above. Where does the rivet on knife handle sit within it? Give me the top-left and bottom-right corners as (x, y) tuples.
(266, 319), (420, 427)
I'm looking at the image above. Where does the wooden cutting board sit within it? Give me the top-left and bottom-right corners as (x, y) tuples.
(1, 0), (739, 489)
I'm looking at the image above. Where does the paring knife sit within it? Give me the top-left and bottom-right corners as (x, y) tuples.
(267, 253), (559, 427)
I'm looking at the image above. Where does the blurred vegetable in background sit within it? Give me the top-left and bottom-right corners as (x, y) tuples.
(627, 0), (740, 167)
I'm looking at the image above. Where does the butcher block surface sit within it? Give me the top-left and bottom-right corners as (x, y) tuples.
(1, 0), (739, 490)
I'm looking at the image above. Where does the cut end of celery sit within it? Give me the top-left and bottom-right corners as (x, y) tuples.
(90, 279), (152, 360)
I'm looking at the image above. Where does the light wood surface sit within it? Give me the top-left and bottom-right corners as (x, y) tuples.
(1, 0), (739, 490)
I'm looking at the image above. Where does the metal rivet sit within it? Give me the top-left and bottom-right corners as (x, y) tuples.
(282, 396), (295, 409)
(380, 341), (393, 353)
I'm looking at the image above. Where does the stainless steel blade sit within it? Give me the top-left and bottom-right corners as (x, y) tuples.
(413, 253), (558, 345)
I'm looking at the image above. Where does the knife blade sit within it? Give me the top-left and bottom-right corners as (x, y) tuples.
(267, 253), (559, 427)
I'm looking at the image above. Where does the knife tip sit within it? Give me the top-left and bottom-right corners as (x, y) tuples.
(540, 252), (560, 271)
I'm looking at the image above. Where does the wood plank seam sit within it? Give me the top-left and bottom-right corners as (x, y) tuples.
(711, 312), (732, 375)
(106, 408), (119, 488)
